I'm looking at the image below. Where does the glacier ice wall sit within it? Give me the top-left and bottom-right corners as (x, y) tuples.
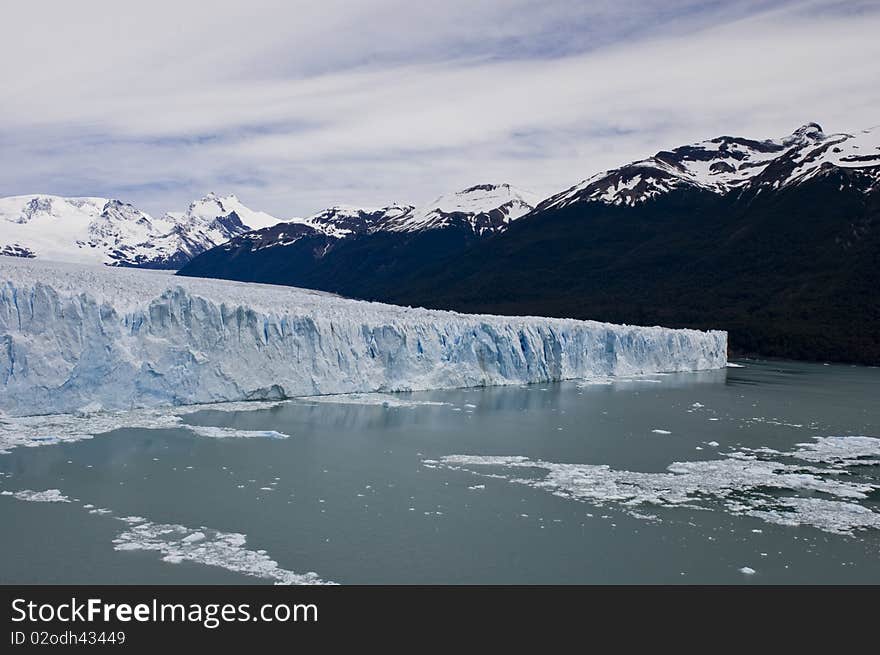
(0, 257), (726, 417)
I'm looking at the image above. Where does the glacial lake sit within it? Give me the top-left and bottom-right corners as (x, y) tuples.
(1, 359), (879, 584)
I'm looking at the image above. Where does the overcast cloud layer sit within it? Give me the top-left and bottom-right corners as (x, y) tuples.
(2, 0), (878, 216)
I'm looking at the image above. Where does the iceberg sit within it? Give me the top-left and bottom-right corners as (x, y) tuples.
(0, 257), (726, 417)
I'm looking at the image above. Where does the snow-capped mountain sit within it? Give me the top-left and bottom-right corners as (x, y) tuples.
(225, 204), (416, 254)
(166, 193), (282, 232)
(538, 123), (880, 210)
(283, 183), (538, 239)
(195, 183), (538, 258)
(378, 184), (540, 235)
(302, 204), (415, 238)
(0, 192), (285, 268)
(177, 183), (541, 293)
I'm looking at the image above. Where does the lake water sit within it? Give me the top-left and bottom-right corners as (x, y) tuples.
(1, 360), (879, 584)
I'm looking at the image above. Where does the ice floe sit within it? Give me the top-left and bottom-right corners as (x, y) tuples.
(185, 426), (288, 439)
(0, 487), (333, 584)
(0, 400), (287, 453)
(298, 393), (450, 408)
(789, 436), (880, 468)
(744, 497), (880, 535)
(113, 518), (332, 585)
(0, 488), (70, 503)
(426, 435), (880, 536)
(576, 374), (667, 387)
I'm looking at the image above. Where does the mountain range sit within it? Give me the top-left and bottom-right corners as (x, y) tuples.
(3, 122), (878, 363)
(0, 192), (284, 268)
(177, 183), (540, 293)
(178, 123), (880, 364)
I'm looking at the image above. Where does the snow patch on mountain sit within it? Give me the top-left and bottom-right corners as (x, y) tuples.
(298, 204), (415, 238)
(541, 123), (880, 209)
(380, 183), (540, 235)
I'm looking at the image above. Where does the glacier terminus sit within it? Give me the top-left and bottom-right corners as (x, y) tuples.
(0, 256), (726, 417)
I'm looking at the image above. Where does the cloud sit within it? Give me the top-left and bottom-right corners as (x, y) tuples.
(1, 0), (878, 216)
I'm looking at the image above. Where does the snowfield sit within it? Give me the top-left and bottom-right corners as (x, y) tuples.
(0, 192), (285, 268)
(0, 257), (726, 417)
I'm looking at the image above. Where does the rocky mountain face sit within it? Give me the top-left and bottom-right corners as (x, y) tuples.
(538, 123), (879, 209)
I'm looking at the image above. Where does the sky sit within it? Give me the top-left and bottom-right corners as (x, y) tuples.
(2, 0), (879, 217)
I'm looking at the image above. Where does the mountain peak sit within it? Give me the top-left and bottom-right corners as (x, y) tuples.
(178, 194), (282, 232)
(458, 183), (511, 194)
(784, 122), (825, 145)
(378, 183), (538, 234)
(541, 122), (878, 211)
(301, 204), (416, 238)
(436, 182), (538, 210)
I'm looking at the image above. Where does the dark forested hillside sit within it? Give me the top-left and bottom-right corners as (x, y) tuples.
(381, 168), (880, 364)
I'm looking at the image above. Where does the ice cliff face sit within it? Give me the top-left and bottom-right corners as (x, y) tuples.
(0, 257), (726, 417)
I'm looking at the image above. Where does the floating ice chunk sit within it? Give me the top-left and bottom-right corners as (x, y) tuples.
(788, 436), (880, 468)
(75, 402), (103, 417)
(186, 426), (288, 440)
(113, 520), (333, 585)
(651, 429), (672, 435)
(739, 567), (756, 575)
(746, 497), (880, 535)
(431, 441), (880, 535)
(1, 489), (70, 503)
(1, 492), (335, 585)
(299, 394), (449, 408)
(742, 417), (805, 429)
(577, 377), (615, 386)
(576, 373), (669, 388)
(0, 401), (289, 454)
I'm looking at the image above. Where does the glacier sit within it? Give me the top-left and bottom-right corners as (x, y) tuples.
(0, 256), (726, 417)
